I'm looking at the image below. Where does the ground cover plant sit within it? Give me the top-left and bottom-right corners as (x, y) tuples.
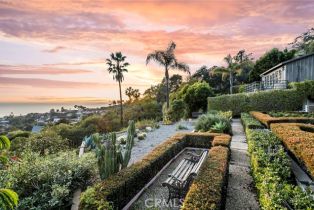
(79, 132), (231, 209)
(271, 123), (314, 178)
(241, 113), (314, 209)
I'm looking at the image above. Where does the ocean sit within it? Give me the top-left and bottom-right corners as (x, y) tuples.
(0, 103), (108, 117)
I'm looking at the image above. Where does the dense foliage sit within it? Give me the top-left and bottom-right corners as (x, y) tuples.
(182, 146), (229, 210)
(10, 129), (68, 156)
(183, 82), (214, 115)
(249, 48), (296, 82)
(242, 114), (314, 209)
(208, 80), (314, 116)
(0, 151), (96, 210)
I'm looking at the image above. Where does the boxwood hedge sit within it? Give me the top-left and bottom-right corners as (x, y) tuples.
(241, 113), (314, 209)
(181, 146), (229, 210)
(250, 111), (314, 128)
(208, 81), (314, 117)
(79, 132), (231, 210)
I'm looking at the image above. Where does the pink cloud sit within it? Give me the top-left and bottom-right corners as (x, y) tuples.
(0, 65), (92, 75)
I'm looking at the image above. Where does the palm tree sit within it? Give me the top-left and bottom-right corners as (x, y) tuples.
(146, 41), (190, 108)
(106, 52), (129, 126)
(0, 135), (18, 210)
(215, 54), (240, 94)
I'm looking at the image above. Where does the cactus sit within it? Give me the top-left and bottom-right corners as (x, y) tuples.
(93, 120), (135, 180)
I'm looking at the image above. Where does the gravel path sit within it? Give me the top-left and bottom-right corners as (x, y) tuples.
(225, 119), (259, 210)
(129, 120), (194, 165)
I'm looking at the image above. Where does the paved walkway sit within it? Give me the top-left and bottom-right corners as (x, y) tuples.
(225, 119), (259, 210)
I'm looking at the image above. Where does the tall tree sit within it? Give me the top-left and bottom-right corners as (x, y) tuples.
(146, 41), (190, 108)
(249, 48), (296, 82)
(290, 28), (314, 55)
(131, 89), (141, 101)
(214, 54), (239, 94)
(106, 52), (129, 126)
(125, 87), (133, 103)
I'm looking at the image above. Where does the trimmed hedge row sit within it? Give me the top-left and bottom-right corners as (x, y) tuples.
(181, 146), (229, 210)
(250, 111), (314, 128)
(271, 123), (314, 179)
(208, 80), (314, 117)
(212, 134), (231, 147)
(241, 114), (314, 209)
(241, 113), (264, 129)
(79, 132), (230, 210)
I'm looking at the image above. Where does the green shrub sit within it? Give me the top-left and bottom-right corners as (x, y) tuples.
(167, 99), (186, 121)
(135, 119), (158, 130)
(176, 124), (188, 130)
(195, 113), (232, 134)
(1, 151), (96, 210)
(208, 90), (303, 117)
(183, 82), (214, 116)
(241, 113), (264, 130)
(7, 130), (31, 141)
(289, 80), (314, 98)
(10, 130), (67, 156)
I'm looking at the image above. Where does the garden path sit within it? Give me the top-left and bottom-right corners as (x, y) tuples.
(225, 119), (259, 210)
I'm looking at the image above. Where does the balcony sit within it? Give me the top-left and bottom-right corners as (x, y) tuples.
(243, 80), (288, 93)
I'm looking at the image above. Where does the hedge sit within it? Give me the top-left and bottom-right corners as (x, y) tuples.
(250, 111), (314, 128)
(208, 80), (314, 117)
(212, 135), (231, 147)
(241, 114), (314, 209)
(79, 132), (230, 210)
(271, 123), (314, 179)
(240, 113), (264, 130)
(181, 146), (229, 210)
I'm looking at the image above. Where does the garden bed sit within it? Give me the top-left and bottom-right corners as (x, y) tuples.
(241, 113), (314, 209)
(79, 132), (231, 210)
(250, 111), (314, 128)
(271, 123), (314, 179)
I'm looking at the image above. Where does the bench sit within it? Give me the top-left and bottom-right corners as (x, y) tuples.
(162, 150), (208, 202)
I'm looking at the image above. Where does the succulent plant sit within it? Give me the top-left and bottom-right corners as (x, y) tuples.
(92, 120), (135, 180)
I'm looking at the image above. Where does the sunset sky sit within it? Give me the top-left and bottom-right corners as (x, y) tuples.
(1, 0), (314, 104)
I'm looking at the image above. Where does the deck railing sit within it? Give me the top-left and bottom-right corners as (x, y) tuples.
(244, 80), (288, 93)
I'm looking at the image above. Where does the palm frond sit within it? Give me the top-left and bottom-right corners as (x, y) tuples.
(0, 136), (10, 150)
(0, 188), (18, 210)
(166, 41), (176, 53)
(172, 62), (190, 74)
(146, 51), (166, 66)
